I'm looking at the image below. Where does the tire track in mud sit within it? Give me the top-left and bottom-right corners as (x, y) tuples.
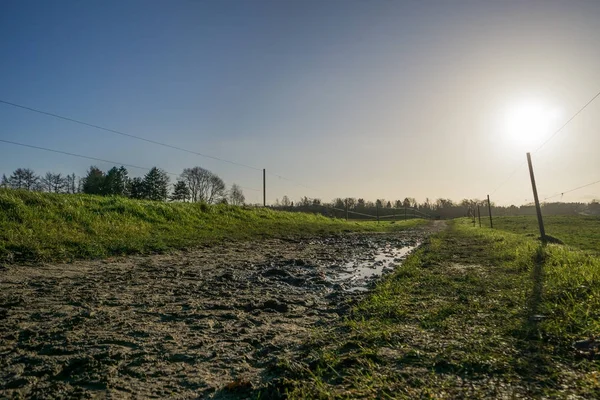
(0, 222), (444, 398)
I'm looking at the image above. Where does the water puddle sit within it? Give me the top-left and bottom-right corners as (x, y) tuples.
(329, 243), (419, 291)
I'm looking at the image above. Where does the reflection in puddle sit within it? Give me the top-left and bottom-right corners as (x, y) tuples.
(328, 243), (419, 291)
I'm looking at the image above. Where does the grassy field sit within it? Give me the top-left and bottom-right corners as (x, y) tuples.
(273, 219), (600, 398)
(0, 189), (425, 263)
(492, 215), (600, 254)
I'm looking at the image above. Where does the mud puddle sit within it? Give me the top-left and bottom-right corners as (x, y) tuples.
(0, 222), (445, 398)
(329, 241), (419, 292)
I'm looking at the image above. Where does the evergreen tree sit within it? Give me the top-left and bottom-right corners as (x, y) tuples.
(129, 177), (146, 199)
(104, 166), (129, 196)
(0, 174), (9, 188)
(82, 166), (105, 195)
(118, 166), (129, 196)
(143, 167), (169, 201)
(170, 180), (190, 202)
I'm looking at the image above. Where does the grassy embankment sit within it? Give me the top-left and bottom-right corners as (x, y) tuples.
(492, 215), (600, 254)
(0, 189), (425, 263)
(273, 218), (600, 398)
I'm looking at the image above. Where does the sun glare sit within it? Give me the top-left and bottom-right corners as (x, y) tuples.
(503, 100), (561, 150)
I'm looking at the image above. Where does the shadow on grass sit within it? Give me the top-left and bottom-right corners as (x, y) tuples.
(525, 246), (545, 331)
(511, 245), (559, 391)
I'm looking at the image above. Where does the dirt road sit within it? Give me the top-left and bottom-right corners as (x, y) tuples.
(0, 222), (444, 398)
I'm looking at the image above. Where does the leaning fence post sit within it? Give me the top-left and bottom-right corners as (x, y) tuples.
(527, 152), (546, 243)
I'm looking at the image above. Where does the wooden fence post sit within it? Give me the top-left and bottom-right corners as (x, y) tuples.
(487, 194), (493, 228)
(527, 152), (546, 242)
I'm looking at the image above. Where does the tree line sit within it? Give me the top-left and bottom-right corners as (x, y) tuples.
(271, 196), (600, 218)
(3, 167), (597, 216)
(0, 166), (245, 205)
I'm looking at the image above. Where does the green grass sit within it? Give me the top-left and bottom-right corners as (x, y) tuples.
(492, 215), (600, 254)
(272, 219), (600, 398)
(0, 189), (426, 262)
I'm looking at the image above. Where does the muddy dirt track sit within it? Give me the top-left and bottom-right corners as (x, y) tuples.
(1, 222), (444, 399)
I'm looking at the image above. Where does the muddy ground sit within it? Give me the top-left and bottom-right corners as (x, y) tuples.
(0, 222), (443, 399)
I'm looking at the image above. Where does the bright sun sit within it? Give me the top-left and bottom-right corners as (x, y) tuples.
(503, 100), (561, 149)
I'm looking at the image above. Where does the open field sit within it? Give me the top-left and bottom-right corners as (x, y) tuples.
(2, 192), (599, 398)
(0, 189), (425, 263)
(491, 215), (600, 254)
(0, 222), (442, 398)
(276, 219), (600, 398)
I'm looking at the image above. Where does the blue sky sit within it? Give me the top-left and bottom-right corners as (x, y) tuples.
(1, 0), (600, 205)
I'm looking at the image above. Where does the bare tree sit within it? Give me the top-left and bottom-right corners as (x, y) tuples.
(8, 168), (39, 190)
(41, 172), (67, 193)
(332, 198), (344, 208)
(206, 174), (226, 203)
(181, 167), (226, 203)
(181, 167), (205, 202)
(65, 173), (77, 194)
(281, 195), (291, 207)
(41, 172), (53, 192)
(229, 184), (245, 205)
(299, 196), (311, 207)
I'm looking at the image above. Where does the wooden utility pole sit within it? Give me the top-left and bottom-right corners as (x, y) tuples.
(487, 194), (493, 228)
(477, 205), (481, 228)
(263, 169), (266, 207)
(376, 203), (380, 223)
(527, 152), (546, 242)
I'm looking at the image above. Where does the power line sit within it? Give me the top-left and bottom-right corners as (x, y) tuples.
(0, 99), (314, 191)
(0, 99), (261, 171)
(0, 138), (261, 192)
(0, 138), (172, 174)
(490, 161), (526, 196)
(543, 179), (600, 201)
(491, 87), (600, 196)
(534, 88), (600, 153)
(268, 172), (314, 190)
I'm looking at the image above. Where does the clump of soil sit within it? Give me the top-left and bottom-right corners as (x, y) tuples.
(0, 223), (442, 398)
